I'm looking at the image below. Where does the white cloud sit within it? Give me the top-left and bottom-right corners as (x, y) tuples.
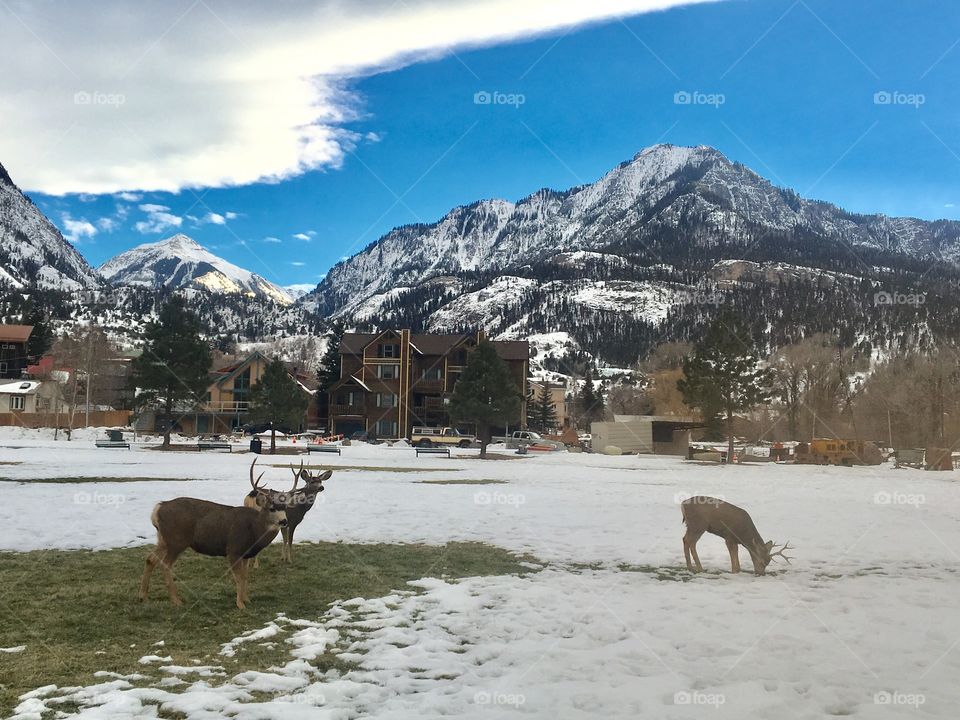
(290, 261), (306, 266)
(134, 203), (183, 234)
(96, 216), (117, 232)
(0, 0), (714, 195)
(264, 236), (282, 243)
(225, 211), (239, 220)
(61, 214), (97, 243)
(116, 191), (142, 202)
(293, 230), (317, 241)
(204, 212), (227, 225)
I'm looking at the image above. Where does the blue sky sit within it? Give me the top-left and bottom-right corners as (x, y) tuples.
(19, 0), (960, 288)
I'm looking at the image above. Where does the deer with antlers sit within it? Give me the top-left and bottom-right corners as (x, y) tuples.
(245, 459), (330, 566)
(138, 461), (289, 609)
(681, 496), (792, 576)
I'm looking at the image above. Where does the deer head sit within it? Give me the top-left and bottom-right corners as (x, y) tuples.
(752, 540), (794, 575)
(289, 460), (331, 496)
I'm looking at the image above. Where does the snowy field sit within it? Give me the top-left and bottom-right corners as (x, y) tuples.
(2, 428), (959, 718)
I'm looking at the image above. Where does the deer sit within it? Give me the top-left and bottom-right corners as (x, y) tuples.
(681, 496), (792, 576)
(138, 461), (289, 610)
(244, 459), (330, 566)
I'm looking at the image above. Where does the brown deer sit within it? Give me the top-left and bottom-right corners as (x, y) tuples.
(681, 496), (792, 576)
(245, 460), (331, 566)
(139, 461), (289, 609)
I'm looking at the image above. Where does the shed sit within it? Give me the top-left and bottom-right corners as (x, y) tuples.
(591, 415), (702, 455)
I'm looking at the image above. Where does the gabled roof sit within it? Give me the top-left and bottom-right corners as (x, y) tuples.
(211, 351), (269, 387)
(0, 325), (33, 343)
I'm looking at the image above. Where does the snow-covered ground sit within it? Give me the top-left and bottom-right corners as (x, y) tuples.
(3, 429), (959, 718)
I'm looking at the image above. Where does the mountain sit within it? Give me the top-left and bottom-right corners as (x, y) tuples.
(304, 143), (960, 367)
(0, 161), (100, 291)
(100, 234), (293, 304)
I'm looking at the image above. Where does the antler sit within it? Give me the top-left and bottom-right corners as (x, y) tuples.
(769, 541), (794, 564)
(249, 458), (265, 490)
(290, 460), (304, 492)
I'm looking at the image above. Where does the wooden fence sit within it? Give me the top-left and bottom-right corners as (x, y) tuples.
(0, 410), (132, 429)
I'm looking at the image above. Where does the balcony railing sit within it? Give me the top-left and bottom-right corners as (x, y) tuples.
(330, 404), (364, 416)
(202, 400), (250, 413)
(413, 379), (445, 392)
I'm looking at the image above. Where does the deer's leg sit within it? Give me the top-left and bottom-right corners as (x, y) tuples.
(286, 525), (296, 565)
(683, 530), (704, 572)
(159, 548), (183, 607)
(139, 547), (160, 601)
(726, 539), (741, 573)
(228, 554), (247, 610)
(241, 558), (251, 603)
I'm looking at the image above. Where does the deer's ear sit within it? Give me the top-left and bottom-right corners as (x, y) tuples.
(765, 540), (774, 551)
(317, 470), (333, 482)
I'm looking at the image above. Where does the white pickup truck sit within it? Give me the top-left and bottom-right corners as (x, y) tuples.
(410, 426), (476, 448)
(504, 430), (565, 450)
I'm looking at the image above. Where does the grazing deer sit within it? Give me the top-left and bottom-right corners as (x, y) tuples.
(245, 460), (331, 566)
(139, 461), (289, 609)
(681, 496), (792, 576)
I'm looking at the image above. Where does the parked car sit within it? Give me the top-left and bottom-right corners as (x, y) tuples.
(505, 430), (565, 450)
(350, 430), (381, 444)
(410, 426), (476, 448)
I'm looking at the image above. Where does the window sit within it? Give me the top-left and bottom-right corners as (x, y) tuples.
(376, 393), (397, 408)
(377, 364), (400, 379)
(375, 420), (398, 438)
(335, 391), (358, 406)
(379, 343), (400, 358)
(233, 368), (252, 404)
(421, 367), (443, 380)
(9, 395), (24, 411)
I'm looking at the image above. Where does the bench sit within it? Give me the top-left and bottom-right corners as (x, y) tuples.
(197, 441), (232, 452)
(307, 444), (341, 455)
(416, 447), (451, 458)
(95, 440), (130, 449)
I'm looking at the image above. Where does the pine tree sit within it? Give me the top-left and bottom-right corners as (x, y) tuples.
(532, 383), (558, 432)
(316, 322), (344, 433)
(24, 307), (53, 359)
(249, 358), (310, 453)
(448, 339), (522, 458)
(678, 314), (774, 463)
(577, 369), (605, 429)
(132, 298), (212, 448)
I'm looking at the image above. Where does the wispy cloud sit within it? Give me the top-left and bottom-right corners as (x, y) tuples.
(61, 213), (97, 243)
(134, 203), (182, 234)
(263, 236), (282, 243)
(290, 261), (306, 266)
(293, 230), (317, 241)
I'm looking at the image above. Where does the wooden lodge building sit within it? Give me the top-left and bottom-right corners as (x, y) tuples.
(327, 330), (529, 439)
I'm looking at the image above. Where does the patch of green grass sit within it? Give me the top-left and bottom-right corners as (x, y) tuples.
(0, 477), (207, 484)
(0, 541), (536, 715)
(414, 479), (509, 485)
(617, 564), (725, 582)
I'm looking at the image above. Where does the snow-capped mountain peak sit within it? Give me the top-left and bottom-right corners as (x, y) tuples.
(100, 233), (293, 304)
